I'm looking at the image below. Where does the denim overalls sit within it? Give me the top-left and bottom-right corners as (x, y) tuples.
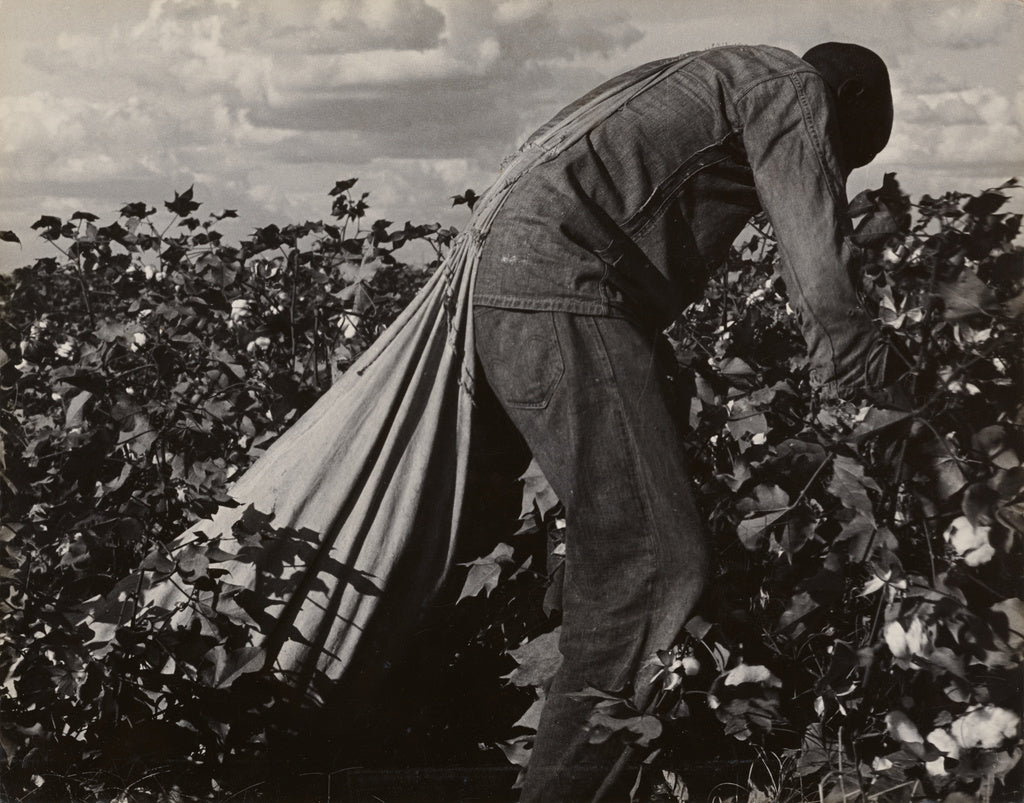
(472, 45), (886, 801)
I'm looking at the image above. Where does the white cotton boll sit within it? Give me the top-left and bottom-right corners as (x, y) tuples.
(885, 710), (923, 744)
(951, 706), (1020, 750)
(341, 313), (361, 339)
(944, 516), (995, 566)
(903, 617), (932, 657)
(927, 727), (960, 759)
(861, 568), (890, 595)
(925, 757), (948, 776)
(723, 664), (781, 687)
(884, 621), (909, 659)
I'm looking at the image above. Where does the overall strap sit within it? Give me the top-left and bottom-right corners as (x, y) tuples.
(469, 52), (704, 238)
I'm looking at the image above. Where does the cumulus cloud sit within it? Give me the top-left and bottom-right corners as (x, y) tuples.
(2, 0), (1021, 273)
(19, 0), (639, 160)
(882, 83), (1022, 176)
(917, 2), (1021, 50)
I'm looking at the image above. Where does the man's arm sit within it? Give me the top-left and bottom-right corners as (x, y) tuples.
(736, 69), (887, 397)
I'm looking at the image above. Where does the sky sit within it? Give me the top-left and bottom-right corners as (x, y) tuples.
(1, 0), (1023, 272)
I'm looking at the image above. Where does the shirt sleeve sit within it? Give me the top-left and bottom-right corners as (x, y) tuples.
(735, 70), (886, 397)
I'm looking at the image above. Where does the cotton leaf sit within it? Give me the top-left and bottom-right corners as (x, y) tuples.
(991, 598), (1024, 652)
(737, 484), (790, 514)
(828, 455), (879, 515)
(719, 357), (756, 379)
(660, 770), (689, 803)
(929, 647), (966, 679)
(776, 591), (818, 635)
(996, 502), (1024, 536)
(512, 696), (545, 731)
(65, 390), (93, 429)
(918, 433), (968, 501)
(505, 629), (563, 688)
(846, 407), (912, 443)
(520, 458), (559, 519)
(935, 270), (998, 321)
(458, 563), (501, 602)
(210, 646), (265, 688)
(836, 513), (877, 562)
(726, 412), (768, 445)
(723, 663), (782, 688)
(458, 542), (515, 602)
(176, 545), (210, 580)
(963, 190), (1008, 217)
(736, 510), (786, 551)
(587, 711), (663, 747)
(972, 425), (1019, 469)
(119, 412), (158, 457)
(885, 710), (923, 745)
(684, 616), (713, 641)
(164, 185), (201, 217)
(1004, 287), (1024, 319)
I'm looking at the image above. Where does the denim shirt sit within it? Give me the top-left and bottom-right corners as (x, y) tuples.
(473, 45), (885, 396)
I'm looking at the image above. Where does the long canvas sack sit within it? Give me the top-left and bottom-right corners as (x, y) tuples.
(109, 54), (697, 706)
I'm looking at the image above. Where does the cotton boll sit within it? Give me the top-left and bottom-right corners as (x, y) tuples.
(951, 706), (1020, 750)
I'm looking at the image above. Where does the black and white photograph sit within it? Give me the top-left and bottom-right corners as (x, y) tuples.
(1, 2), (1022, 801)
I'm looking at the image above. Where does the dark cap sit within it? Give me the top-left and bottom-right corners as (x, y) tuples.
(802, 42), (893, 171)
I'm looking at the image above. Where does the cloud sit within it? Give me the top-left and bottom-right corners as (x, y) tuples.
(895, 86), (998, 127)
(876, 81), (1023, 195)
(3, 0), (1022, 274)
(917, 2), (1021, 50)
(21, 0), (639, 159)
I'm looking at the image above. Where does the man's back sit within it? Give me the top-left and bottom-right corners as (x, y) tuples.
(475, 43), (884, 396)
(476, 46), (827, 325)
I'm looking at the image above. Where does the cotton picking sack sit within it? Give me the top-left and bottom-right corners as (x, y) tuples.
(111, 55), (696, 706)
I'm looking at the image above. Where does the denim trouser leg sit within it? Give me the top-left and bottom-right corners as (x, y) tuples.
(473, 308), (710, 802)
